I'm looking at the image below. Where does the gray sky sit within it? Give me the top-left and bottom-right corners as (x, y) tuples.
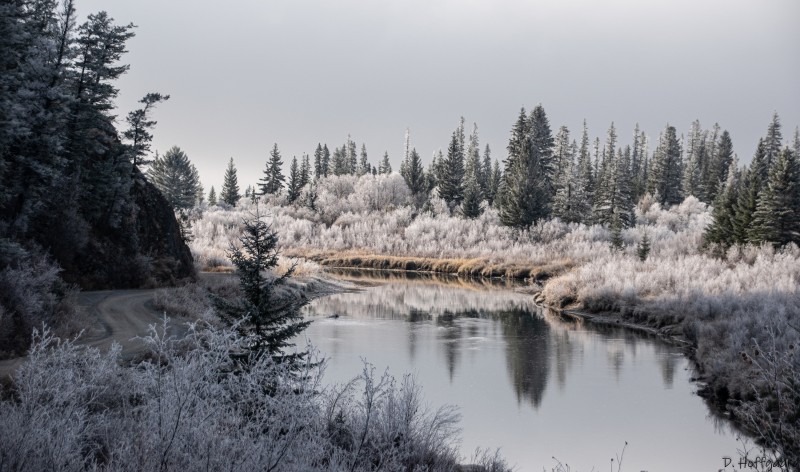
(80, 0), (800, 193)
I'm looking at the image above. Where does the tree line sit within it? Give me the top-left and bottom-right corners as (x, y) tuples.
(203, 108), (798, 248)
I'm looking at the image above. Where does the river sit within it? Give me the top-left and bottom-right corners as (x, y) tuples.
(301, 269), (751, 472)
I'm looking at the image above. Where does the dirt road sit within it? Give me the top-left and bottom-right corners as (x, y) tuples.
(0, 288), (174, 381)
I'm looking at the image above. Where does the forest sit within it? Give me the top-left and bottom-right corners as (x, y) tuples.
(1, 0), (798, 469)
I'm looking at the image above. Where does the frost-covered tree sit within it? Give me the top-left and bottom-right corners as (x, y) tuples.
(647, 124), (683, 206)
(212, 207), (311, 366)
(221, 157), (240, 206)
(286, 156), (302, 204)
(313, 143), (324, 179)
(357, 143), (369, 176)
(704, 156), (739, 248)
(148, 146), (201, 211)
(259, 143), (285, 195)
(300, 153), (311, 188)
(682, 120), (707, 201)
(763, 112), (783, 172)
(480, 144), (492, 198)
(750, 148), (800, 246)
(438, 132), (464, 207)
(487, 158), (502, 208)
(331, 146), (348, 176)
(208, 186), (217, 205)
(499, 107), (552, 227)
(401, 148), (425, 195)
(707, 129), (733, 201)
(378, 151), (392, 175)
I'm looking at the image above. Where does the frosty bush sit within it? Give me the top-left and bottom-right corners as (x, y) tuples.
(0, 321), (489, 471)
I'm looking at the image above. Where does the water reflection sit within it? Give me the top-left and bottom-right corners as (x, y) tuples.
(303, 269), (748, 471)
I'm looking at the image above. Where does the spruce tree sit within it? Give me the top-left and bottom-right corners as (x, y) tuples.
(300, 153), (311, 187)
(732, 168), (759, 244)
(208, 186), (217, 205)
(460, 171), (483, 219)
(438, 132), (465, 207)
(221, 157), (241, 206)
(357, 143), (369, 176)
(750, 148), (800, 246)
(313, 143), (324, 179)
(124, 92), (170, 168)
(401, 148), (425, 195)
(647, 125), (683, 206)
(212, 206), (311, 366)
(322, 144), (330, 177)
(499, 107), (552, 227)
(480, 144), (492, 198)
(763, 113), (783, 171)
(331, 146), (348, 176)
(286, 156), (302, 203)
(704, 156), (739, 248)
(487, 159), (502, 208)
(378, 151), (392, 174)
(147, 146), (201, 211)
(708, 130), (733, 201)
(636, 231), (651, 261)
(259, 143), (285, 195)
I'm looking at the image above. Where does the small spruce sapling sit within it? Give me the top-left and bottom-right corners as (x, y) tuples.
(636, 231), (651, 261)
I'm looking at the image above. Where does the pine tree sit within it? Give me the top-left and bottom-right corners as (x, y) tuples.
(704, 156), (739, 248)
(147, 146), (201, 211)
(313, 143), (324, 179)
(331, 146), (348, 176)
(401, 148), (425, 195)
(300, 153), (311, 187)
(708, 129), (733, 201)
(286, 156), (302, 203)
(123, 92), (169, 168)
(259, 143), (285, 195)
(529, 105), (556, 197)
(750, 148), (800, 246)
(636, 231), (651, 261)
(322, 144), (330, 177)
(221, 157), (240, 206)
(763, 113), (783, 172)
(357, 144), (369, 176)
(378, 151), (392, 174)
(499, 108), (550, 227)
(212, 206), (311, 366)
(208, 186), (217, 205)
(438, 132), (465, 207)
(487, 159), (502, 208)
(732, 168), (759, 244)
(682, 120), (706, 200)
(647, 124), (683, 206)
(577, 120), (595, 206)
(480, 144), (492, 198)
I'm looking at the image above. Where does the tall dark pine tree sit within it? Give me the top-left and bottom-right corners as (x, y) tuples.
(357, 143), (369, 176)
(529, 105), (556, 197)
(480, 144), (492, 198)
(147, 146), (201, 211)
(749, 148), (800, 246)
(212, 207), (311, 366)
(299, 153), (310, 187)
(123, 92), (169, 168)
(401, 148), (425, 195)
(647, 124), (683, 206)
(499, 107), (551, 227)
(259, 143), (285, 195)
(707, 129), (733, 201)
(221, 157), (240, 206)
(313, 143), (324, 179)
(208, 186), (217, 205)
(438, 132), (465, 207)
(763, 113), (783, 173)
(378, 151), (392, 174)
(704, 156), (739, 248)
(286, 156), (302, 203)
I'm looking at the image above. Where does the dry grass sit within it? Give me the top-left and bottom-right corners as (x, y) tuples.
(284, 249), (573, 281)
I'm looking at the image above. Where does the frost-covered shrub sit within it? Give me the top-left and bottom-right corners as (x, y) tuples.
(0, 322), (481, 471)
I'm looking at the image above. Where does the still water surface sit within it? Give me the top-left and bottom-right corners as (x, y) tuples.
(302, 270), (748, 471)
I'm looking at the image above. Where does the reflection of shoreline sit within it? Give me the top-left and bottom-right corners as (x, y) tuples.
(323, 267), (527, 291)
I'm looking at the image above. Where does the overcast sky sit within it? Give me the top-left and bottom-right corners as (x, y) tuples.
(80, 0), (800, 193)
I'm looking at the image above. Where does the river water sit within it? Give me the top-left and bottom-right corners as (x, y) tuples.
(301, 270), (750, 471)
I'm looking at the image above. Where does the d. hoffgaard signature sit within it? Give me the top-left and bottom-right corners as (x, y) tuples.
(720, 454), (791, 471)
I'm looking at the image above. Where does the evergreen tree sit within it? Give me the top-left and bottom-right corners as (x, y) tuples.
(487, 159), (502, 208)
(208, 186), (217, 205)
(221, 157), (241, 206)
(259, 143), (285, 195)
(322, 144), (330, 177)
(147, 146), (201, 211)
(331, 146), (348, 176)
(123, 92), (169, 168)
(425, 150), (442, 193)
(732, 168), (759, 244)
(460, 170), (483, 219)
(682, 119), (706, 200)
(300, 153), (311, 187)
(708, 129), (733, 201)
(636, 231), (651, 261)
(438, 132), (465, 207)
(378, 151), (392, 174)
(552, 125), (572, 198)
(212, 206), (311, 366)
(499, 108), (550, 227)
(401, 148), (425, 195)
(750, 148), (800, 246)
(529, 105), (556, 197)
(286, 156), (302, 203)
(346, 136), (357, 175)
(313, 143), (324, 179)
(480, 144), (492, 198)
(647, 124), (683, 206)
(577, 120), (595, 206)
(763, 112), (783, 171)
(704, 156), (740, 248)
(357, 143), (369, 176)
